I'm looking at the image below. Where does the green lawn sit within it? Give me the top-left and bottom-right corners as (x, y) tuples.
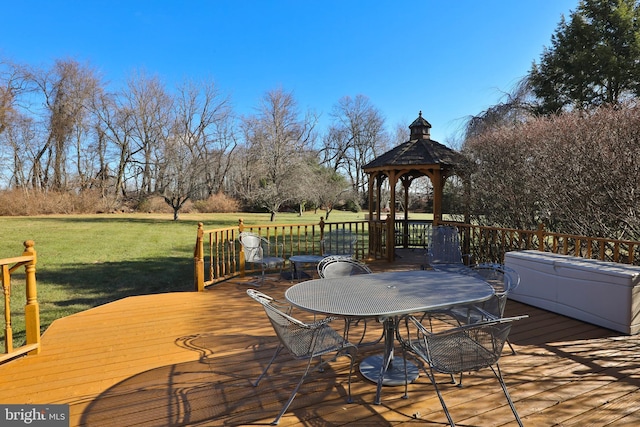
(1, 210), (372, 347)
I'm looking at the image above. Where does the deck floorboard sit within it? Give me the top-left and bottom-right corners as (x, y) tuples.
(2, 258), (639, 426)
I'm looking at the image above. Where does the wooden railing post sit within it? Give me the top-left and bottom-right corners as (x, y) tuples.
(2, 265), (12, 353)
(194, 223), (205, 292)
(22, 240), (40, 355)
(537, 223), (546, 252)
(319, 217), (325, 255)
(462, 225), (471, 264)
(238, 218), (246, 277)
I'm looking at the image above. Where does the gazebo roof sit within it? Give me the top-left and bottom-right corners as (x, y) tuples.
(363, 138), (463, 170)
(363, 112), (464, 171)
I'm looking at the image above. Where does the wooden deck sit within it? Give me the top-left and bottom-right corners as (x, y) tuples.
(2, 255), (640, 426)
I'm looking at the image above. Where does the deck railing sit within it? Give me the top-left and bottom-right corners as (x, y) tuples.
(194, 217), (373, 290)
(195, 218), (640, 290)
(440, 221), (640, 266)
(1, 240), (41, 363)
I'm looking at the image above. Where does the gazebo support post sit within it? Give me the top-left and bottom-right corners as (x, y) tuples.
(368, 176), (375, 257)
(387, 170), (397, 262)
(401, 176), (411, 248)
(432, 168), (443, 224)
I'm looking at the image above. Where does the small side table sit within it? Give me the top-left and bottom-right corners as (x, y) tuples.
(289, 255), (325, 281)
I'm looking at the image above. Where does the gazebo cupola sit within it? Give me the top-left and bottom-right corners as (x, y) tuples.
(409, 111), (431, 140)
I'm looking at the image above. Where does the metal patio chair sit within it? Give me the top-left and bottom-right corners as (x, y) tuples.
(246, 289), (357, 425)
(398, 315), (527, 427)
(424, 225), (471, 273)
(317, 255), (372, 278)
(316, 256), (380, 345)
(439, 263), (522, 355)
(238, 232), (284, 285)
(321, 229), (357, 257)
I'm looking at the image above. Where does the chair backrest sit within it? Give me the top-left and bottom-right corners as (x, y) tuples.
(472, 263), (512, 294)
(472, 263), (520, 316)
(318, 256), (372, 278)
(406, 315), (526, 374)
(246, 289), (315, 358)
(428, 226), (463, 265)
(239, 232), (266, 263)
(503, 264), (521, 291)
(321, 229), (357, 256)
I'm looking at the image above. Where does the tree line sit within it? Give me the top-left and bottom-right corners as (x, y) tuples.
(1, 0), (639, 242)
(0, 58), (394, 220)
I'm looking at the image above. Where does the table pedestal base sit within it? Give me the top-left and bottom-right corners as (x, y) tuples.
(359, 354), (419, 386)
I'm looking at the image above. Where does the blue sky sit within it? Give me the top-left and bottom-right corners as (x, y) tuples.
(1, 0), (578, 145)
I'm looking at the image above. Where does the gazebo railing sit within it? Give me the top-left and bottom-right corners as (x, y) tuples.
(393, 219), (433, 249)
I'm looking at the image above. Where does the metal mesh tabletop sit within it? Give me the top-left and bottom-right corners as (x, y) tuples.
(285, 270), (494, 318)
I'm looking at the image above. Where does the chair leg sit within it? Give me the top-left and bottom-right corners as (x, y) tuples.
(454, 372), (462, 386)
(345, 318), (383, 347)
(257, 262), (284, 284)
(400, 344), (410, 399)
(344, 348), (356, 403)
(490, 363), (524, 427)
(242, 262), (264, 287)
(271, 349), (355, 425)
(271, 356), (315, 425)
(422, 366), (456, 427)
(254, 344), (283, 386)
(506, 338), (517, 355)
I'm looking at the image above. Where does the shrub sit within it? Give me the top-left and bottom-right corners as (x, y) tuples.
(136, 196), (175, 214)
(192, 193), (240, 213)
(0, 189), (119, 216)
(463, 103), (640, 240)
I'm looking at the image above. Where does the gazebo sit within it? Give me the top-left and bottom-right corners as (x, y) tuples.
(363, 112), (465, 261)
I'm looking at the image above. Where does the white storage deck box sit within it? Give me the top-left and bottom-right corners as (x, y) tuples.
(505, 250), (640, 334)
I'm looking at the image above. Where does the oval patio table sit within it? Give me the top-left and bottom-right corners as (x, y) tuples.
(285, 270), (495, 404)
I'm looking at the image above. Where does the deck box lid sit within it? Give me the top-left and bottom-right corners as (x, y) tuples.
(553, 257), (640, 285)
(505, 250), (566, 265)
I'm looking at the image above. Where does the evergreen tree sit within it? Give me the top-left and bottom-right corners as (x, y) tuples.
(529, 0), (640, 114)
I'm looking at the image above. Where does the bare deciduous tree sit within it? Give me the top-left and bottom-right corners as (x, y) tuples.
(238, 88), (318, 221)
(158, 79), (235, 219)
(2, 114), (36, 188)
(124, 71), (172, 196)
(321, 95), (389, 201)
(93, 90), (134, 198)
(26, 59), (101, 190)
(0, 58), (28, 137)
(314, 165), (353, 220)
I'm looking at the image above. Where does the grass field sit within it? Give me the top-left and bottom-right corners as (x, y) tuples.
(1, 210), (374, 347)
